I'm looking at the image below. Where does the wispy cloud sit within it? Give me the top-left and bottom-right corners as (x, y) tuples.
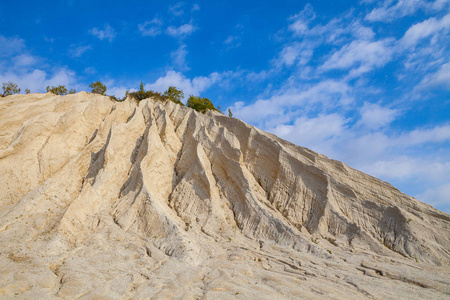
(288, 4), (315, 35)
(230, 79), (353, 127)
(0, 36), (25, 57)
(418, 61), (450, 90)
(166, 22), (197, 38)
(84, 67), (96, 74)
(223, 23), (244, 50)
(357, 102), (399, 130)
(274, 42), (313, 67)
(365, 0), (426, 22)
(69, 45), (92, 58)
(191, 3), (200, 12)
(365, 0), (450, 22)
(168, 2), (184, 16)
(138, 18), (163, 37)
(320, 39), (396, 77)
(170, 43), (189, 71)
(271, 113), (349, 153)
(400, 13), (450, 47)
(90, 24), (116, 42)
(224, 35), (241, 49)
(12, 54), (38, 67)
(396, 124), (450, 146)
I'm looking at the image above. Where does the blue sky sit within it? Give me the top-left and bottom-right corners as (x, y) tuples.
(1, 0), (449, 213)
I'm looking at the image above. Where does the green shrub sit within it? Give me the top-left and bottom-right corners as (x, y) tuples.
(89, 81), (107, 95)
(127, 81), (168, 102)
(46, 85), (68, 95)
(228, 108), (233, 117)
(187, 95), (218, 113)
(25, 88), (31, 94)
(163, 86), (184, 105)
(2, 81), (21, 97)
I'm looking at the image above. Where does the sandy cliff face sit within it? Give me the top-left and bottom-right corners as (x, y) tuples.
(0, 92), (449, 299)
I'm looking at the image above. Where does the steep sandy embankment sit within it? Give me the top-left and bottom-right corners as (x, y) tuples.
(0, 92), (449, 299)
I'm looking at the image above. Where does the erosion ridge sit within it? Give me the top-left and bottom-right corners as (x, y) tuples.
(0, 92), (449, 299)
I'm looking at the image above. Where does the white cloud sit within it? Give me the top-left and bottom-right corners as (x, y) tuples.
(69, 45), (92, 58)
(418, 62), (450, 90)
(320, 39), (395, 77)
(396, 124), (450, 146)
(350, 21), (376, 40)
(230, 80), (353, 127)
(365, 156), (420, 179)
(12, 54), (38, 67)
(170, 43), (189, 71)
(90, 24), (116, 42)
(270, 113), (348, 154)
(224, 35), (241, 49)
(0, 35), (79, 93)
(431, 0), (450, 10)
(358, 102), (399, 129)
(84, 67), (97, 74)
(288, 4), (315, 35)
(400, 14), (450, 47)
(245, 70), (270, 82)
(169, 2), (184, 16)
(138, 18), (163, 37)
(274, 42), (313, 67)
(0, 68), (77, 93)
(0, 36), (25, 57)
(191, 4), (200, 12)
(288, 7), (374, 45)
(44, 68), (77, 88)
(365, 0), (426, 22)
(364, 158), (450, 187)
(279, 45), (300, 66)
(166, 23), (197, 38)
(145, 71), (221, 99)
(224, 35), (236, 44)
(365, 0), (450, 22)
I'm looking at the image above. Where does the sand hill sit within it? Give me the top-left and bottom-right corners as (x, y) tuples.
(0, 92), (449, 299)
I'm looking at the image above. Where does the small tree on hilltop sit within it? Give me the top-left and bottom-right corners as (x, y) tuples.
(25, 88), (31, 94)
(163, 86), (184, 105)
(46, 85), (68, 95)
(89, 81), (106, 95)
(2, 81), (21, 97)
(228, 108), (233, 117)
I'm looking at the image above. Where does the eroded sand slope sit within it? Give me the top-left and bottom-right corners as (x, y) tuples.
(0, 92), (449, 299)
